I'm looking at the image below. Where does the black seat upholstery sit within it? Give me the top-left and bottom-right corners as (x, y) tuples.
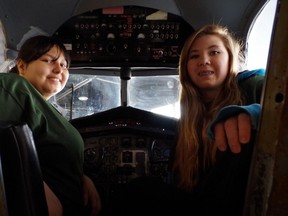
(0, 121), (48, 216)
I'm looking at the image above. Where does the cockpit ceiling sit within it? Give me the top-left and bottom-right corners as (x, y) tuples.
(0, 0), (268, 53)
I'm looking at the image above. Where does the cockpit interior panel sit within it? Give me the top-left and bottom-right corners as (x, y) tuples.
(54, 5), (194, 68)
(70, 106), (178, 204)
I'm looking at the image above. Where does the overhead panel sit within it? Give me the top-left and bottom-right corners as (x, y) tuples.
(54, 5), (194, 68)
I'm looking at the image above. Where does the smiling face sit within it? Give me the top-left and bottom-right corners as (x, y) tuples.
(17, 45), (69, 100)
(187, 34), (230, 100)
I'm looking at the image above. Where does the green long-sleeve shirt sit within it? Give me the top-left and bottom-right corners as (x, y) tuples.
(0, 73), (84, 215)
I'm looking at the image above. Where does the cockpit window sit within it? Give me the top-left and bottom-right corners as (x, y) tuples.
(50, 74), (121, 120)
(129, 75), (180, 118)
(247, 0), (277, 70)
(50, 74), (180, 120)
(0, 21), (6, 69)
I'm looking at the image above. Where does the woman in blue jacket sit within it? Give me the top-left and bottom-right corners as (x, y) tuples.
(104, 24), (264, 216)
(173, 24), (264, 215)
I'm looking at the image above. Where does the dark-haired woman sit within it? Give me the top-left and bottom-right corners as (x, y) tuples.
(0, 35), (101, 216)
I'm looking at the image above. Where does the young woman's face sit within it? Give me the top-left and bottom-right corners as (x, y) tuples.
(17, 45), (69, 100)
(187, 34), (229, 97)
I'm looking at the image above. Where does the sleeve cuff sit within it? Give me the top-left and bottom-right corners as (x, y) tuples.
(208, 104), (261, 140)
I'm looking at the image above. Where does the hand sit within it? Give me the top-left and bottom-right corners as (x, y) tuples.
(82, 175), (102, 216)
(44, 181), (63, 216)
(213, 113), (252, 153)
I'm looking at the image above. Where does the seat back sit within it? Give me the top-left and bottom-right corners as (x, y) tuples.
(0, 121), (48, 216)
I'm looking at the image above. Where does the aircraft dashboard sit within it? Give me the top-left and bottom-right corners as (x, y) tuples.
(70, 106), (178, 204)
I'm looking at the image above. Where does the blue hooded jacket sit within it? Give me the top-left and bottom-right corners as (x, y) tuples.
(208, 69), (265, 139)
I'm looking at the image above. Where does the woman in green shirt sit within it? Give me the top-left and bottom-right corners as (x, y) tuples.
(0, 35), (101, 216)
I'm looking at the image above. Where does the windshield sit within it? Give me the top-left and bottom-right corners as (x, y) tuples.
(49, 73), (180, 120)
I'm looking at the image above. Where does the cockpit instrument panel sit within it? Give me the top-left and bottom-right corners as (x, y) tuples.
(70, 106), (177, 204)
(54, 5), (194, 67)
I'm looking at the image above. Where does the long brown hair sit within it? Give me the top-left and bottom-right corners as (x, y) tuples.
(173, 24), (245, 191)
